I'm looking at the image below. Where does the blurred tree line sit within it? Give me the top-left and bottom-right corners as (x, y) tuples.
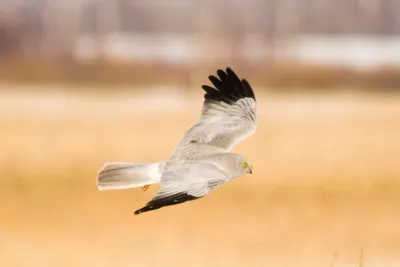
(0, 0), (400, 89)
(0, 0), (399, 60)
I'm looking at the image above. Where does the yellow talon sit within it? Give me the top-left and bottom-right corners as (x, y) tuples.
(141, 185), (150, 191)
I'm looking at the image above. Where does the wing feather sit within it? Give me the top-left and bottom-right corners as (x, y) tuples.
(173, 67), (257, 155)
(134, 162), (228, 215)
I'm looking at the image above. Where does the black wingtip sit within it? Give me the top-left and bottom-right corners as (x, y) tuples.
(202, 67), (255, 104)
(225, 67), (234, 75)
(133, 193), (202, 215)
(134, 205), (154, 215)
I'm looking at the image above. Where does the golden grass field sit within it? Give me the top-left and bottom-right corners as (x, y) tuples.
(1, 87), (400, 267)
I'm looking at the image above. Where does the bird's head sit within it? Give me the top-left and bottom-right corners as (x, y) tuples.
(240, 159), (253, 174)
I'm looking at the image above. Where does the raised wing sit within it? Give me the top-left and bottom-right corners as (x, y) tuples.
(134, 162), (228, 215)
(174, 67), (257, 155)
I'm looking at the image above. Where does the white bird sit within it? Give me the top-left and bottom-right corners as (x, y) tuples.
(96, 67), (257, 215)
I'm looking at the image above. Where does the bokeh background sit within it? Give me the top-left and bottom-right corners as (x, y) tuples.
(1, 1), (400, 267)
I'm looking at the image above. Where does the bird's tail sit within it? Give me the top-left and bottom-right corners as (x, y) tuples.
(96, 162), (165, 191)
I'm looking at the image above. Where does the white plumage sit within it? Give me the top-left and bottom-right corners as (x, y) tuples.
(96, 67), (257, 215)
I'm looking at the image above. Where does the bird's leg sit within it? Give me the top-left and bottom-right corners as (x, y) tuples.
(141, 185), (150, 191)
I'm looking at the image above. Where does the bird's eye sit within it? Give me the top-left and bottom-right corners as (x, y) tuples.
(241, 162), (248, 168)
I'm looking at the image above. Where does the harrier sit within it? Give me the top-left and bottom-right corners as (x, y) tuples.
(96, 67), (257, 215)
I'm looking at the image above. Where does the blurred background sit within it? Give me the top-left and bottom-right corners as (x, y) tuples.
(1, 1), (400, 267)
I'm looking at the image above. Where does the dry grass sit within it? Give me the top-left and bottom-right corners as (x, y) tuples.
(1, 88), (400, 267)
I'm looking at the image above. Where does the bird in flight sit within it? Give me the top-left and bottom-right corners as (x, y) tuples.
(96, 67), (257, 215)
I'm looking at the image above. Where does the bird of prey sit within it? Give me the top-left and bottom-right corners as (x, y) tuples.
(96, 67), (257, 215)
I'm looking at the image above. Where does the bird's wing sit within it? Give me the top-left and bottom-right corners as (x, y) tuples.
(134, 162), (231, 215)
(173, 67), (257, 154)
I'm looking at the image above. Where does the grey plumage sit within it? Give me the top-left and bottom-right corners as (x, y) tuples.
(96, 67), (257, 215)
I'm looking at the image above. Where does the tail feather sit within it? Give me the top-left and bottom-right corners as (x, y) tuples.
(96, 162), (164, 191)
(134, 193), (201, 215)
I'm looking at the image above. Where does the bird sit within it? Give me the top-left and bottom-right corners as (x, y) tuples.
(96, 67), (257, 215)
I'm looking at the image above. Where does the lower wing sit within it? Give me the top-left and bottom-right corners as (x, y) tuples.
(134, 162), (227, 215)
